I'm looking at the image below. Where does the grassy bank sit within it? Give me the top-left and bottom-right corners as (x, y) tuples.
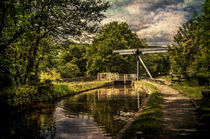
(2, 80), (111, 107)
(171, 84), (204, 99)
(53, 80), (111, 97)
(122, 81), (163, 139)
(159, 76), (205, 99)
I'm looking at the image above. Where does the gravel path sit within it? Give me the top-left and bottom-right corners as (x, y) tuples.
(146, 81), (206, 139)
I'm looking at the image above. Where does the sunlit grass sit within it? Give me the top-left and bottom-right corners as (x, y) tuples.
(171, 84), (204, 99)
(135, 80), (159, 93)
(53, 81), (111, 96)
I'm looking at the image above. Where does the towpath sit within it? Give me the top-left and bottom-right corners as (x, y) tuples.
(146, 80), (207, 139)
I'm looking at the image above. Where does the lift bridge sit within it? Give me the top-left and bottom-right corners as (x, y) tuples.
(112, 47), (168, 81)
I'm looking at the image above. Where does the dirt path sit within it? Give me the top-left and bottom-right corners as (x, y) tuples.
(146, 80), (205, 139)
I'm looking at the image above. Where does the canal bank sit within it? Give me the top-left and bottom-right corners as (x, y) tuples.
(123, 80), (210, 139)
(0, 84), (148, 138)
(118, 80), (163, 139)
(2, 81), (112, 108)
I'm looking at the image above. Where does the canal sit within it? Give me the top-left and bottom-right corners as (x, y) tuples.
(1, 85), (148, 139)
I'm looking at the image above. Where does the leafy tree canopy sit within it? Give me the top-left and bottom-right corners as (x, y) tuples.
(58, 44), (87, 77)
(0, 0), (109, 87)
(0, 0), (109, 48)
(169, 0), (210, 85)
(86, 22), (147, 75)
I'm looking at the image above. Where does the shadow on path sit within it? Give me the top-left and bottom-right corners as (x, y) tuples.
(146, 80), (209, 139)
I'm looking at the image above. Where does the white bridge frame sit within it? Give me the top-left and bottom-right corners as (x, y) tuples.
(113, 47), (168, 80)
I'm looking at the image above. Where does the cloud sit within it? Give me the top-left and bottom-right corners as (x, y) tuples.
(103, 0), (204, 46)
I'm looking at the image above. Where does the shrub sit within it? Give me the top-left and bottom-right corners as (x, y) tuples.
(58, 62), (80, 78)
(7, 85), (38, 107)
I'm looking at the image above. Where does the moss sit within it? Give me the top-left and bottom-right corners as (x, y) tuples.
(122, 81), (163, 139)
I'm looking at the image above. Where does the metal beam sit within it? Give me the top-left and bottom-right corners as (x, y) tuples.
(113, 49), (137, 54)
(119, 53), (136, 55)
(139, 48), (168, 52)
(113, 47), (167, 80)
(138, 56), (153, 79)
(137, 56), (139, 81)
(113, 47), (168, 55)
(142, 50), (168, 54)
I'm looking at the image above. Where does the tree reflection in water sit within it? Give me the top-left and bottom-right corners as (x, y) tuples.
(0, 85), (148, 139)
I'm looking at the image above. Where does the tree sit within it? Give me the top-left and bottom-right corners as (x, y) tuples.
(58, 44), (87, 77)
(58, 62), (80, 78)
(0, 0), (109, 87)
(0, 0), (109, 48)
(141, 53), (170, 77)
(86, 22), (147, 75)
(169, 0), (210, 85)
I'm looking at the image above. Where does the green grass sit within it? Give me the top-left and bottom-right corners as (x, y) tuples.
(122, 81), (163, 139)
(134, 80), (159, 93)
(159, 75), (205, 99)
(171, 84), (204, 99)
(53, 81), (111, 96)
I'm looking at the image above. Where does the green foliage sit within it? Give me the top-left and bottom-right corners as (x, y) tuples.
(141, 53), (170, 77)
(169, 0), (210, 85)
(0, 0), (109, 48)
(58, 62), (81, 78)
(53, 84), (70, 97)
(2, 80), (110, 107)
(0, 0), (109, 106)
(86, 22), (147, 75)
(7, 85), (38, 107)
(58, 44), (87, 77)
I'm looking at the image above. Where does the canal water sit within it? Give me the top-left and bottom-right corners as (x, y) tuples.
(1, 85), (148, 139)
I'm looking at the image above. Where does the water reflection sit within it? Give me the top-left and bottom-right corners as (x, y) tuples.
(0, 85), (148, 139)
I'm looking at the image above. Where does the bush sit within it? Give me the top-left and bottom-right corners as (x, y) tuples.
(58, 62), (80, 78)
(7, 85), (38, 107)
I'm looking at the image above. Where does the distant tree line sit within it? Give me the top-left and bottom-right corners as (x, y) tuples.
(56, 22), (170, 78)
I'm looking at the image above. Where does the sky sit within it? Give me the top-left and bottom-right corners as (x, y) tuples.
(102, 0), (205, 46)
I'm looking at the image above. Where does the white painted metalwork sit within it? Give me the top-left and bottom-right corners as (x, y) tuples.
(113, 47), (168, 80)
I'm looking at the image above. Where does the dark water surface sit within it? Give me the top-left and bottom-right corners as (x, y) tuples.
(1, 85), (148, 139)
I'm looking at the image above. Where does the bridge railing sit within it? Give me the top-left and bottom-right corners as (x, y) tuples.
(97, 73), (137, 81)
